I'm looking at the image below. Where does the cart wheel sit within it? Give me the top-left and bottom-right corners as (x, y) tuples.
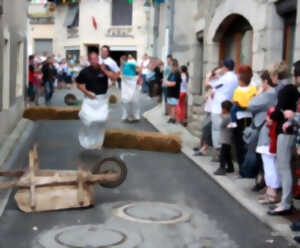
(64, 93), (77, 106)
(92, 157), (127, 188)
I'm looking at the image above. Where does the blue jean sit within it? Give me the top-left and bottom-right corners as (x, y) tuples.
(44, 80), (54, 103)
(141, 75), (149, 93)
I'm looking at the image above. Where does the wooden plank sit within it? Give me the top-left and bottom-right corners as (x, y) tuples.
(17, 173), (120, 188)
(15, 185), (93, 213)
(29, 150), (36, 210)
(0, 170), (25, 178)
(0, 181), (18, 189)
(77, 169), (85, 206)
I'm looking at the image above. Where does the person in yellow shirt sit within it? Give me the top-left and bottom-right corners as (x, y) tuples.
(228, 65), (257, 128)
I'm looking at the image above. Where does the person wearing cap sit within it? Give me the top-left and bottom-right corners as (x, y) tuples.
(210, 58), (238, 162)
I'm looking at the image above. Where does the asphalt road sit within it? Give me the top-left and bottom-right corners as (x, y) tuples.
(0, 87), (295, 248)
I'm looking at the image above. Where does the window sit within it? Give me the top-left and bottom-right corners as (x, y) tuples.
(64, 3), (79, 28)
(34, 39), (53, 55)
(16, 42), (24, 98)
(2, 38), (10, 109)
(275, 0), (297, 67)
(218, 15), (253, 67)
(283, 12), (296, 68)
(66, 49), (80, 64)
(111, 0), (133, 26)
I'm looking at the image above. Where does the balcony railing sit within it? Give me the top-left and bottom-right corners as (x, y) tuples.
(28, 3), (54, 18)
(106, 26), (134, 38)
(67, 27), (79, 39)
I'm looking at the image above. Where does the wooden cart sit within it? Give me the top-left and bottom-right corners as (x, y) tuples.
(0, 145), (127, 213)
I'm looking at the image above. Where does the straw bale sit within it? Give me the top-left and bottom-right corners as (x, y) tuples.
(104, 129), (181, 153)
(23, 106), (80, 121)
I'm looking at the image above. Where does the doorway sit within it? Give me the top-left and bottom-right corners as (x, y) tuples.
(86, 44), (99, 55)
(110, 50), (137, 66)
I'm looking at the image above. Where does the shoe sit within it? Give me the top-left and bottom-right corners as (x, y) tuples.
(167, 118), (173, 123)
(193, 147), (200, 152)
(170, 119), (176, 124)
(290, 221), (300, 232)
(227, 122), (238, 128)
(194, 151), (207, 156)
(268, 207), (293, 216)
(252, 183), (265, 192)
(211, 157), (220, 163)
(214, 167), (226, 176)
(226, 167), (235, 173)
(294, 236), (300, 244)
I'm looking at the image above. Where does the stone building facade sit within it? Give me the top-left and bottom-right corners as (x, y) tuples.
(154, 0), (300, 136)
(28, 1), (55, 56)
(0, 0), (28, 144)
(49, 0), (154, 63)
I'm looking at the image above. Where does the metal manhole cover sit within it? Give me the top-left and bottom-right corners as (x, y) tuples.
(55, 226), (126, 247)
(36, 225), (142, 248)
(114, 202), (191, 224)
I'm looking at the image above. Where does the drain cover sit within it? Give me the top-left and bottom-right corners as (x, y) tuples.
(36, 225), (142, 248)
(114, 202), (191, 224)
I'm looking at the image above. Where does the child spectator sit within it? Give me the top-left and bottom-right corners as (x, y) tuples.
(214, 100), (234, 176)
(176, 65), (189, 125)
(228, 65), (257, 128)
(256, 107), (281, 204)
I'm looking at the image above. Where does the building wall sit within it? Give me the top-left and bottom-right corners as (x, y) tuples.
(0, 0), (28, 143)
(28, 23), (55, 55)
(156, 0), (299, 136)
(53, 0), (154, 62)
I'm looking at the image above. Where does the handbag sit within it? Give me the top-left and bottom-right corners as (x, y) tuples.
(243, 121), (265, 145)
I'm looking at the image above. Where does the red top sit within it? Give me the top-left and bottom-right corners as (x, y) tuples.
(28, 64), (34, 83)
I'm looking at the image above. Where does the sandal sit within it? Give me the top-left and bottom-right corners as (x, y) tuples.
(258, 195), (280, 205)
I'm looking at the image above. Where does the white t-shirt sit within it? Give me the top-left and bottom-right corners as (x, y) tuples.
(141, 59), (150, 75)
(211, 71), (238, 114)
(99, 57), (120, 73)
(180, 74), (188, 93)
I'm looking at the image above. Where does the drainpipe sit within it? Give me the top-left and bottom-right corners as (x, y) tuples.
(0, 0), (3, 110)
(153, 1), (160, 57)
(166, 0), (174, 54)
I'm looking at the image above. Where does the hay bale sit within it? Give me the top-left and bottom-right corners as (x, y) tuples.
(109, 94), (118, 104)
(23, 106), (80, 121)
(103, 129), (182, 153)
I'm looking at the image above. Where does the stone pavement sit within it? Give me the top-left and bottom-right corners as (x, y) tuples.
(144, 104), (300, 246)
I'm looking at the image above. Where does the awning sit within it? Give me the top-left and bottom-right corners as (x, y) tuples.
(64, 4), (79, 27)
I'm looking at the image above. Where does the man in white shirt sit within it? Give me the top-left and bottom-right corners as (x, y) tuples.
(210, 59), (238, 159)
(99, 45), (121, 74)
(140, 53), (150, 93)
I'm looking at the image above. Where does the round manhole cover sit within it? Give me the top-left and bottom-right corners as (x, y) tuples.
(36, 225), (142, 248)
(55, 226), (126, 247)
(114, 202), (191, 224)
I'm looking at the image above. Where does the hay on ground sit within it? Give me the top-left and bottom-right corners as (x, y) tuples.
(104, 129), (182, 153)
(23, 106), (80, 121)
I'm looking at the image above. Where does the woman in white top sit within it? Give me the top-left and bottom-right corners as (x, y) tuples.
(176, 65), (189, 124)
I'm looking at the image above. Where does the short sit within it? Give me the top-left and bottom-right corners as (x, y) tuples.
(167, 98), (178, 106)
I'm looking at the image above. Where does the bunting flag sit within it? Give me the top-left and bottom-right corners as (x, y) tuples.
(92, 16), (98, 30)
(128, 0), (133, 4)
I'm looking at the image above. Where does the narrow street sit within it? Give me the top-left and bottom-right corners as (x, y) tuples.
(0, 87), (295, 248)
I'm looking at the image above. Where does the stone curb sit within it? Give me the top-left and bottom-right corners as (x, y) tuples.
(0, 119), (32, 169)
(143, 104), (300, 247)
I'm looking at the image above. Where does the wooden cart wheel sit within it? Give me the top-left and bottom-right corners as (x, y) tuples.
(92, 157), (127, 188)
(64, 93), (77, 106)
